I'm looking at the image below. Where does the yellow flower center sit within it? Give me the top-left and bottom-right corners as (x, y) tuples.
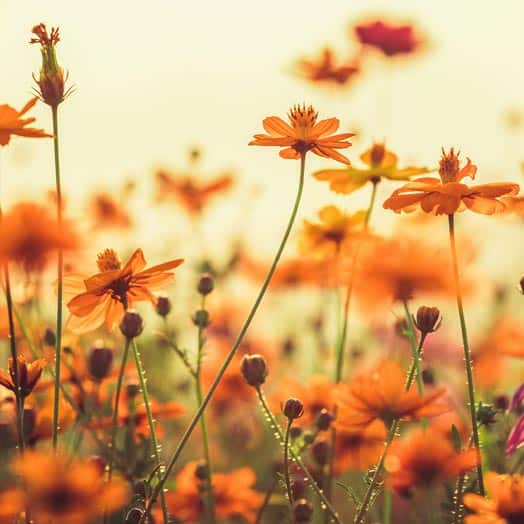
(438, 147), (461, 183)
(288, 104), (318, 138)
(370, 143), (386, 167)
(96, 248), (122, 272)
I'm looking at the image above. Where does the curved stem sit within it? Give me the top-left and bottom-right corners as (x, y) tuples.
(402, 300), (423, 394)
(142, 154), (307, 520)
(131, 339), (169, 522)
(284, 419), (294, 505)
(448, 214), (484, 496)
(51, 106), (64, 450)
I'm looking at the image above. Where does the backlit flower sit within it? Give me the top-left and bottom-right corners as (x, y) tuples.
(0, 356), (46, 398)
(314, 142), (430, 194)
(383, 148), (519, 215)
(64, 248), (183, 333)
(354, 20), (420, 57)
(249, 104), (354, 163)
(88, 192), (132, 229)
(385, 429), (478, 496)
(335, 360), (449, 429)
(296, 48), (359, 86)
(0, 97), (51, 146)
(464, 472), (524, 523)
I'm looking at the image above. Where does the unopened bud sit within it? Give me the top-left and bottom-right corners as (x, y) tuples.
(240, 354), (267, 387)
(87, 347), (113, 381)
(197, 273), (214, 295)
(155, 296), (172, 317)
(293, 499), (313, 523)
(316, 409), (334, 431)
(194, 461), (210, 480)
(311, 439), (330, 466)
(43, 328), (56, 347)
(192, 309), (209, 328)
(126, 383), (141, 398)
(120, 310), (144, 339)
(477, 402), (498, 427)
(421, 368), (435, 386)
(414, 306), (442, 335)
(283, 398), (304, 420)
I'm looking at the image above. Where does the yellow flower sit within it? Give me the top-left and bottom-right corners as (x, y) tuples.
(314, 142), (431, 194)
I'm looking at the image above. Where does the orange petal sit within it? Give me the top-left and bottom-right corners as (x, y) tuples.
(262, 116), (296, 138)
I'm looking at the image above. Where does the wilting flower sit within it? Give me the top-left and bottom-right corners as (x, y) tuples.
(155, 169), (233, 215)
(0, 356), (46, 398)
(64, 248), (183, 333)
(0, 202), (78, 273)
(383, 148), (519, 215)
(0, 97), (51, 146)
(165, 462), (262, 523)
(295, 48), (359, 86)
(88, 192), (132, 229)
(385, 429), (478, 496)
(299, 205), (365, 258)
(464, 472), (524, 523)
(354, 20), (420, 57)
(335, 360), (449, 429)
(314, 142), (430, 194)
(249, 104), (354, 163)
(6, 451), (128, 523)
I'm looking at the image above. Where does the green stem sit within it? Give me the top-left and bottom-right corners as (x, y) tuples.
(142, 153), (307, 521)
(51, 105), (64, 451)
(402, 300), (423, 395)
(406, 333), (426, 390)
(383, 489), (392, 524)
(131, 339), (169, 523)
(284, 419), (294, 505)
(448, 214), (484, 496)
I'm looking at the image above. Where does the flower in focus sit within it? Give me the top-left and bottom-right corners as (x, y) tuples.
(295, 48), (360, 86)
(385, 429), (478, 496)
(354, 20), (420, 57)
(249, 104), (354, 163)
(383, 148), (519, 215)
(88, 192), (132, 229)
(0, 97), (51, 146)
(64, 248), (183, 333)
(314, 142), (430, 194)
(335, 360), (449, 429)
(464, 472), (524, 523)
(165, 462), (262, 523)
(299, 205), (365, 258)
(0, 356), (47, 398)
(0, 202), (78, 273)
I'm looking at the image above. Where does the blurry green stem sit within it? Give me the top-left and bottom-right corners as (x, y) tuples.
(383, 489), (392, 524)
(402, 300), (424, 394)
(283, 419), (294, 506)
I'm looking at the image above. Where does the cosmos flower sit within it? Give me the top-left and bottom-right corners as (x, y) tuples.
(64, 248), (183, 333)
(0, 356), (46, 398)
(295, 48), (359, 86)
(249, 104), (354, 163)
(383, 148), (519, 215)
(0, 97), (51, 146)
(354, 20), (420, 57)
(314, 142), (430, 194)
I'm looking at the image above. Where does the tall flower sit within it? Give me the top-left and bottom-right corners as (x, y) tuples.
(249, 104), (354, 163)
(354, 20), (420, 57)
(383, 148), (519, 215)
(0, 97), (51, 146)
(64, 248), (183, 333)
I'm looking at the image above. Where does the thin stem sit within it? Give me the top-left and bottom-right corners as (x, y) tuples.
(51, 105), (64, 450)
(131, 339), (169, 523)
(406, 333), (426, 390)
(448, 214), (485, 496)
(142, 153), (307, 520)
(256, 388), (342, 524)
(383, 489), (392, 524)
(283, 419), (294, 505)
(403, 300), (424, 394)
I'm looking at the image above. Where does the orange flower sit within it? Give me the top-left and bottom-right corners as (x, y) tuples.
(0, 97), (51, 146)
(9, 450), (128, 523)
(165, 462), (262, 523)
(249, 104), (354, 163)
(0, 355), (46, 398)
(464, 472), (524, 523)
(0, 201), (78, 272)
(314, 142), (430, 194)
(64, 248), (183, 333)
(335, 360), (449, 430)
(296, 48), (360, 86)
(355, 20), (421, 57)
(385, 429), (478, 496)
(155, 169), (233, 215)
(299, 205), (365, 258)
(88, 192), (132, 229)
(383, 148), (519, 215)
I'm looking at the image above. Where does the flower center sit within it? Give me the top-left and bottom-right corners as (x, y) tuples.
(370, 143), (386, 166)
(439, 147), (460, 183)
(96, 248), (122, 272)
(288, 104), (318, 138)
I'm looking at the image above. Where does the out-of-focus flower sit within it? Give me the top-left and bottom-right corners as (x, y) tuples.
(464, 472), (524, 523)
(249, 104), (354, 163)
(354, 20), (420, 57)
(155, 169), (233, 216)
(506, 414), (524, 455)
(88, 192), (132, 229)
(64, 248), (183, 333)
(295, 48), (359, 86)
(383, 148), (519, 215)
(385, 429), (478, 496)
(6, 450), (128, 523)
(487, 317), (524, 358)
(165, 462), (262, 523)
(299, 205), (365, 258)
(0, 202), (78, 273)
(335, 360), (449, 430)
(510, 383), (524, 413)
(314, 142), (430, 194)
(0, 356), (46, 398)
(0, 97), (51, 146)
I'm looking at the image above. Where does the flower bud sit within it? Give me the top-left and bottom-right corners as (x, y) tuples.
(240, 354), (267, 387)
(155, 296), (172, 317)
(194, 460), (210, 480)
(477, 402), (498, 427)
(283, 398), (304, 420)
(414, 306), (442, 335)
(126, 383), (141, 398)
(120, 310), (144, 339)
(421, 367), (435, 386)
(293, 499), (313, 523)
(316, 409), (334, 431)
(192, 309), (209, 328)
(197, 273), (214, 295)
(87, 346), (113, 381)
(43, 328), (56, 347)
(290, 426), (303, 440)
(311, 439), (330, 466)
